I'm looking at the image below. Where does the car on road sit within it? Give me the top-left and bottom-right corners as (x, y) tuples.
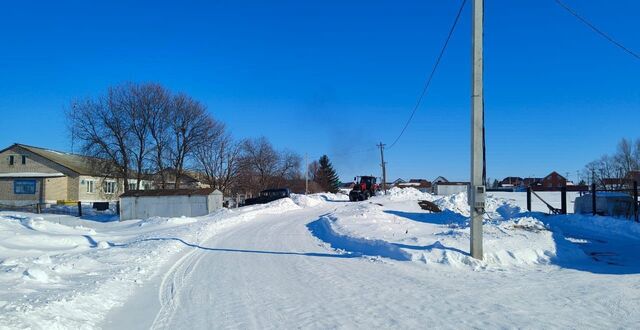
(243, 188), (291, 206)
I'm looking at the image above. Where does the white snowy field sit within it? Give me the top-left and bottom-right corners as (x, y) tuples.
(1, 189), (640, 329)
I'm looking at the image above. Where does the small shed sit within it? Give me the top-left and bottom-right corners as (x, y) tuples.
(434, 182), (469, 195)
(119, 188), (223, 221)
(574, 192), (635, 218)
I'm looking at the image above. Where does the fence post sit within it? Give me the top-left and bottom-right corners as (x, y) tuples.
(78, 201), (82, 217)
(561, 186), (567, 215)
(526, 187), (532, 212)
(116, 201), (120, 217)
(591, 183), (597, 216)
(36, 203), (41, 214)
(634, 181), (638, 222)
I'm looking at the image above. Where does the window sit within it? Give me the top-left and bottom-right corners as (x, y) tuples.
(86, 180), (95, 193)
(14, 180), (36, 194)
(21, 155), (26, 165)
(104, 181), (116, 194)
(9, 155), (14, 165)
(128, 182), (137, 191)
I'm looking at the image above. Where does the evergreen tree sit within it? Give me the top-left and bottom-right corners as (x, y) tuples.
(315, 155), (340, 193)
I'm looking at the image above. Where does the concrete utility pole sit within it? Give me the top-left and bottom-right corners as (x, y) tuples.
(377, 143), (387, 194)
(305, 153), (309, 195)
(470, 0), (485, 260)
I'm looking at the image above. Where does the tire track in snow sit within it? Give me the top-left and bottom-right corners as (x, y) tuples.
(151, 245), (205, 329)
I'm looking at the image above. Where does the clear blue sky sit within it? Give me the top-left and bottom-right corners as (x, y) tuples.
(1, 0), (638, 183)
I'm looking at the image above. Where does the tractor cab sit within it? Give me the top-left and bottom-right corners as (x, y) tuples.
(349, 176), (379, 201)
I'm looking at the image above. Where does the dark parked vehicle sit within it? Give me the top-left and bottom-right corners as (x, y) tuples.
(243, 188), (291, 206)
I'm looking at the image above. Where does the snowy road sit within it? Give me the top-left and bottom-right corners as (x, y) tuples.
(102, 199), (640, 329)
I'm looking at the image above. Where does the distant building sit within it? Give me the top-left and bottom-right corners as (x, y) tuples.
(432, 176), (449, 184)
(523, 177), (543, 187)
(541, 171), (567, 188)
(433, 181), (469, 195)
(391, 178), (406, 185)
(395, 179), (432, 193)
(625, 171), (640, 184)
(152, 168), (209, 189)
(601, 178), (627, 190)
(499, 177), (524, 188)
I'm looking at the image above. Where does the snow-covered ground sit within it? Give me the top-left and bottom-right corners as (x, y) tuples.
(2, 189), (640, 329)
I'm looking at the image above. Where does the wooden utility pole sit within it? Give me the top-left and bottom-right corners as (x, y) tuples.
(470, 0), (485, 260)
(377, 143), (387, 193)
(305, 153), (309, 195)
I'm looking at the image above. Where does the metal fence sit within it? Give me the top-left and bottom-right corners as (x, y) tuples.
(525, 181), (639, 222)
(0, 201), (120, 218)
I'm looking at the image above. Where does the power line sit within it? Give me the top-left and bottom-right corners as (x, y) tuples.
(388, 0), (468, 150)
(554, 0), (640, 61)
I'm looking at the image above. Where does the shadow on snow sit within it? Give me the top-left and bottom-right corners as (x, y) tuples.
(112, 237), (358, 259)
(384, 210), (469, 228)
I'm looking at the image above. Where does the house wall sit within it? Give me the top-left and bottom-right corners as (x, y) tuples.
(77, 175), (124, 202)
(542, 173), (567, 188)
(0, 146), (75, 206)
(207, 191), (224, 212)
(0, 178), (42, 206)
(435, 184), (468, 195)
(0, 147), (71, 175)
(67, 176), (80, 201)
(44, 176), (68, 202)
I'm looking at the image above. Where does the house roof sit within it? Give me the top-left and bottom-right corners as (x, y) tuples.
(543, 171), (566, 180)
(432, 176), (449, 183)
(120, 188), (220, 197)
(2, 143), (102, 176)
(437, 181), (469, 186)
(501, 176), (523, 183)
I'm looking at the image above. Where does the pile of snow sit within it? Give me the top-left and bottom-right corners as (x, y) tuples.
(0, 196), (307, 329)
(307, 191), (588, 270)
(386, 187), (435, 201)
(290, 192), (349, 207)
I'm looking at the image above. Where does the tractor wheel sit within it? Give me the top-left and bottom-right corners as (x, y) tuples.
(364, 191), (370, 200)
(358, 194), (365, 201)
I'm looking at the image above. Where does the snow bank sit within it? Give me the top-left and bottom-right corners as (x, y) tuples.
(306, 191), (589, 270)
(386, 187), (435, 201)
(0, 197), (305, 329)
(306, 216), (412, 261)
(290, 192), (349, 207)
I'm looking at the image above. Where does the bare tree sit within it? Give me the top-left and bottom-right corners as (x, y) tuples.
(238, 137), (302, 193)
(147, 91), (171, 189)
(240, 137), (279, 191)
(194, 130), (242, 195)
(308, 160), (320, 182)
(68, 88), (133, 189)
(167, 94), (220, 189)
(68, 82), (223, 191)
(583, 138), (640, 189)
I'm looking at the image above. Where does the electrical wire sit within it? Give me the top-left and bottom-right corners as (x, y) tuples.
(554, 0), (640, 61)
(388, 0), (468, 150)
